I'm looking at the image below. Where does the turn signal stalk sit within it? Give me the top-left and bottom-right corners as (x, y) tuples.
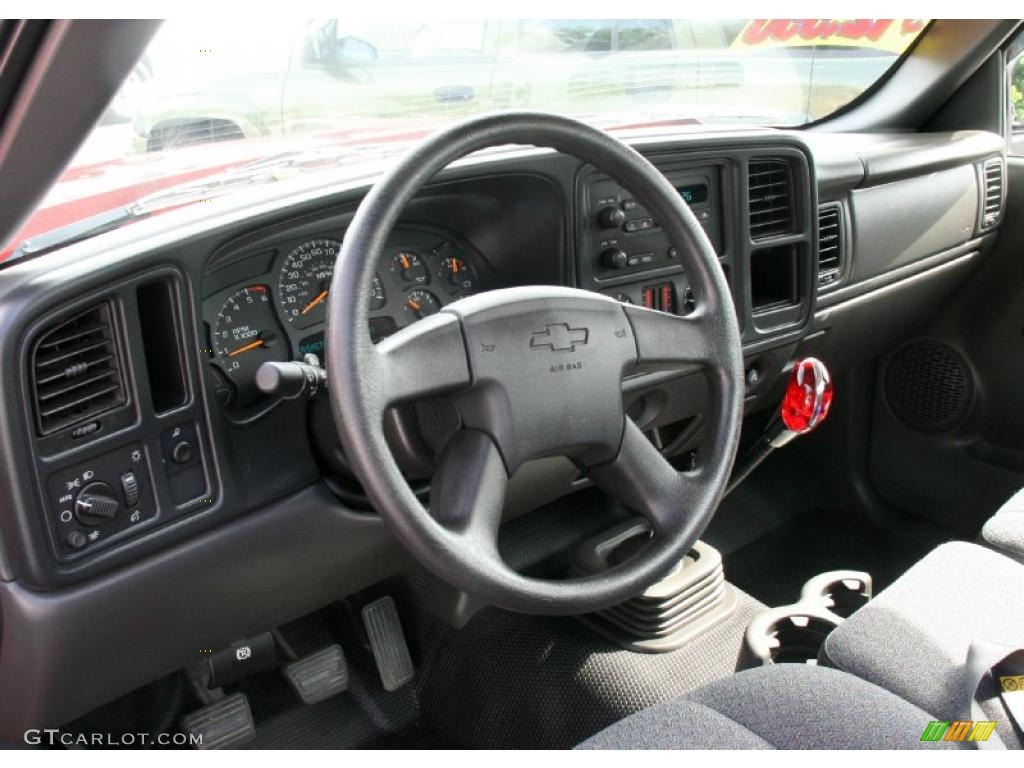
(726, 358), (833, 495)
(256, 354), (327, 400)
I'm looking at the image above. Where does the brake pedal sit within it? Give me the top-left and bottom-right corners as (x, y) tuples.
(179, 692), (255, 749)
(362, 596), (414, 691)
(284, 644), (349, 705)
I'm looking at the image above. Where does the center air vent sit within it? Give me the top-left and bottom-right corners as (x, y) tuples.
(749, 160), (793, 240)
(982, 157), (1004, 229)
(31, 303), (126, 436)
(817, 204), (843, 288)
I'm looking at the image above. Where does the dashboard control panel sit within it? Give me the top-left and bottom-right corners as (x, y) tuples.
(42, 414), (213, 563)
(577, 163), (725, 320)
(581, 165), (722, 286)
(47, 442), (157, 556)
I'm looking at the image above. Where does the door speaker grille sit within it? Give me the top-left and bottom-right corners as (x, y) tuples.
(883, 341), (972, 433)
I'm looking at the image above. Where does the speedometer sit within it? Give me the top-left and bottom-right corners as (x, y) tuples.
(278, 238), (340, 329)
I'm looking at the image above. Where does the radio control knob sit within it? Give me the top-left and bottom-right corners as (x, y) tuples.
(598, 206), (626, 229)
(601, 248), (629, 270)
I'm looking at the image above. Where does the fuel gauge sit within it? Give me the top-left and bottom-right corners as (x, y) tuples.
(403, 289), (441, 323)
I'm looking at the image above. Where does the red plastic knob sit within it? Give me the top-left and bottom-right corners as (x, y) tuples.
(780, 357), (833, 434)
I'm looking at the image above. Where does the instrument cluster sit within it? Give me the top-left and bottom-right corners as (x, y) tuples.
(203, 226), (489, 415)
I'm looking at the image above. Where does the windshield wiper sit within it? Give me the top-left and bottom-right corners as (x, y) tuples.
(7, 204), (149, 263)
(3, 160), (287, 265)
(4, 144), (393, 265)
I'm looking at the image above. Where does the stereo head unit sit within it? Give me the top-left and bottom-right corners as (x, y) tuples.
(677, 182), (709, 205)
(579, 165), (722, 287)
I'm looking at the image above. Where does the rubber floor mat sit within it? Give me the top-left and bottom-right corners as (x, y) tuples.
(416, 588), (766, 749)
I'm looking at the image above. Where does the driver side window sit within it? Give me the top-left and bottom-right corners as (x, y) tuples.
(1011, 58), (1024, 149)
(1007, 34), (1024, 155)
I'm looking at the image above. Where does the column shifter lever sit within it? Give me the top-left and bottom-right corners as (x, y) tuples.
(725, 357), (833, 495)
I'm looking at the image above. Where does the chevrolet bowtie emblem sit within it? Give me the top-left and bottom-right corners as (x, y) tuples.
(530, 323), (589, 353)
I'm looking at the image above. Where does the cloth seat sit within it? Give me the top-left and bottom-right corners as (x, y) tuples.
(578, 664), (955, 749)
(822, 541), (1024, 728)
(983, 487), (1024, 563)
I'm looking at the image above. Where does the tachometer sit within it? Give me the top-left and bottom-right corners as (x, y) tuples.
(213, 285), (288, 405)
(278, 238), (340, 329)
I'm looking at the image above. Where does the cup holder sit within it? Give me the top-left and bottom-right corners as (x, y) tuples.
(800, 570), (872, 619)
(739, 570), (872, 668)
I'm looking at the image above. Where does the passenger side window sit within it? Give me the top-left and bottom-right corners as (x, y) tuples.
(329, 20), (486, 62)
(518, 20), (613, 54)
(615, 20), (674, 51)
(407, 21), (487, 60)
(690, 21), (734, 49)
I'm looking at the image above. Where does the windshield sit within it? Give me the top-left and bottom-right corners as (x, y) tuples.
(3, 17), (929, 259)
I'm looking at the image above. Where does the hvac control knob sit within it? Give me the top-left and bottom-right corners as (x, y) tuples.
(601, 248), (629, 270)
(598, 206), (626, 229)
(74, 482), (120, 527)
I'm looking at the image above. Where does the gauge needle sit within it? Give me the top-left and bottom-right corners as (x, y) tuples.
(400, 253), (411, 270)
(301, 289), (329, 315)
(228, 339), (264, 357)
(407, 298), (422, 313)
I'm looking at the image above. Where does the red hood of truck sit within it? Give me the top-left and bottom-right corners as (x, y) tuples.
(0, 120), (434, 262)
(0, 112), (726, 263)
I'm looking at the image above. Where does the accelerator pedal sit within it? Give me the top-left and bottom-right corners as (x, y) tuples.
(362, 596), (414, 691)
(179, 692), (255, 750)
(284, 644), (349, 705)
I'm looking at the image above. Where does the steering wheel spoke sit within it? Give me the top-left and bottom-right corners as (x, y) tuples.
(623, 303), (717, 370)
(374, 311), (471, 406)
(430, 429), (508, 546)
(586, 418), (704, 538)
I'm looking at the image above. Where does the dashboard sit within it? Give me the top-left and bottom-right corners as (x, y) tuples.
(202, 226), (492, 415)
(6, 131), (1002, 576)
(0, 125), (1006, 739)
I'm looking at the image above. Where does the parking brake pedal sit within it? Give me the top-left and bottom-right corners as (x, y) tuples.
(180, 692), (255, 750)
(284, 644), (349, 705)
(362, 596), (414, 691)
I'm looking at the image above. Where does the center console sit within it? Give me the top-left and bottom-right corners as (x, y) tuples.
(576, 160), (723, 317)
(574, 146), (817, 356)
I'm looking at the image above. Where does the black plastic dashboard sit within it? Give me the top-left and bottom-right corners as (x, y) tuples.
(0, 125), (1007, 737)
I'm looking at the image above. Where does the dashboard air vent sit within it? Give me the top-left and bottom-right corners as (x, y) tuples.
(817, 204), (843, 288)
(982, 158), (1004, 228)
(31, 303), (126, 436)
(748, 160), (793, 239)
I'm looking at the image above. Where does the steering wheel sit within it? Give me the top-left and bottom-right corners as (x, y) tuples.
(326, 112), (743, 616)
